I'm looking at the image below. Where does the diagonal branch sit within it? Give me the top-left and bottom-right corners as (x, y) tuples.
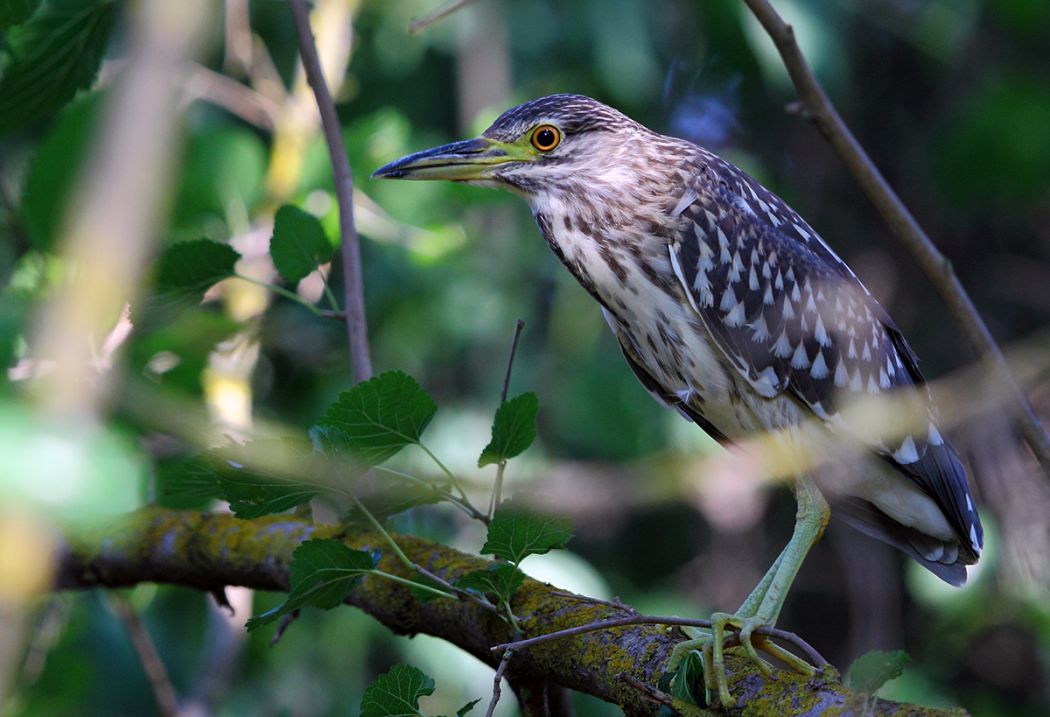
(55, 508), (966, 717)
(288, 0), (373, 384)
(740, 0), (1050, 478)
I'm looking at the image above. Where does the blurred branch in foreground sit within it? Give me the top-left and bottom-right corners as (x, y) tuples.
(54, 508), (967, 717)
(740, 0), (1050, 479)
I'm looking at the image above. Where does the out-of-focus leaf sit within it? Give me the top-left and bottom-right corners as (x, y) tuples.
(205, 437), (322, 519)
(454, 562), (524, 604)
(345, 474), (445, 522)
(270, 205), (335, 284)
(478, 392), (539, 467)
(846, 649), (910, 695)
(0, 0), (41, 29)
(455, 698), (480, 716)
(481, 500), (574, 564)
(127, 310), (240, 395)
(359, 664), (435, 717)
(135, 239), (240, 325)
(20, 94), (103, 250)
(247, 539), (377, 630)
(0, 0), (118, 133)
(935, 76), (1050, 207)
(0, 294), (26, 380)
(315, 370), (437, 465)
(154, 456), (219, 510)
(170, 127), (267, 237)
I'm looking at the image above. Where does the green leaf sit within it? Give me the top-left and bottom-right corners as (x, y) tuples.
(270, 205), (335, 284)
(137, 239), (240, 324)
(21, 93), (103, 250)
(360, 664), (435, 717)
(154, 456), (220, 510)
(0, 0), (41, 29)
(478, 392), (539, 468)
(315, 371), (437, 465)
(247, 539), (377, 630)
(481, 500), (574, 564)
(206, 438), (322, 519)
(669, 651), (705, 706)
(0, 0), (119, 133)
(455, 698), (481, 716)
(454, 563), (524, 604)
(846, 649), (910, 695)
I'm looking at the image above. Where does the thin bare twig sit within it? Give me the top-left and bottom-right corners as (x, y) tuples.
(109, 594), (180, 717)
(485, 649), (515, 717)
(288, 0), (373, 384)
(490, 614), (828, 669)
(409, 0), (480, 35)
(740, 0), (1050, 477)
(618, 673), (678, 710)
(489, 319), (526, 517)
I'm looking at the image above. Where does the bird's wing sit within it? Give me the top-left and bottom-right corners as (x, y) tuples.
(667, 152), (982, 557)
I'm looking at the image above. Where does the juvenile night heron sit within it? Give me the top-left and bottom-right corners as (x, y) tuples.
(374, 94), (983, 705)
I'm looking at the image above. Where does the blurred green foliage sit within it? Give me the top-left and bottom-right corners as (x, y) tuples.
(2, 0), (1049, 716)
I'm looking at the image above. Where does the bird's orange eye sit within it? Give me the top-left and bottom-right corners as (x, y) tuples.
(530, 124), (561, 152)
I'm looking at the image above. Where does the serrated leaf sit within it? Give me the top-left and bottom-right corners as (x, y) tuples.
(846, 649), (910, 695)
(315, 371), (437, 465)
(270, 205), (334, 284)
(478, 392), (539, 468)
(137, 239), (240, 324)
(247, 539), (377, 630)
(0, 0), (119, 133)
(0, 0), (41, 30)
(455, 563), (525, 604)
(481, 500), (573, 564)
(360, 664), (435, 717)
(455, 698), (480, 716)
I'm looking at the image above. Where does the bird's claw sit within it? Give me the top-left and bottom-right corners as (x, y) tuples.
(668, 614), (816, 709)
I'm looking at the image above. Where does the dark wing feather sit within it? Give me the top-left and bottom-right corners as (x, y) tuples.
(668, 151), (982, 558)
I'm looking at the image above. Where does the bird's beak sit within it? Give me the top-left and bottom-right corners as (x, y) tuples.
(371, 137), (528, 182)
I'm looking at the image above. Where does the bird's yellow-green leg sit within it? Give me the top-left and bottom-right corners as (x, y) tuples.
(669, 476), (830, 708)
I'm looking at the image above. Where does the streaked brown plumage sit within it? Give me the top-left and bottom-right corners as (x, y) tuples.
(374, 93), (983, 703)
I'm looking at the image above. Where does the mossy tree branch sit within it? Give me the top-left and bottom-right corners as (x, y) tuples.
(54, 508), (967, 717)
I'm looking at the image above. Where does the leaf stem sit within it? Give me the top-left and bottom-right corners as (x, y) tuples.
(369, 570), (456, 600)
(418, 443), (477, 508)
(233, 272), (322, 317)
(349, 492), (497, 612)
(488, 319), (526, 519)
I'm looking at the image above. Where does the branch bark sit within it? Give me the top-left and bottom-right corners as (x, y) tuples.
(288, 0), (373, 384)
(56, 508), (967, 717)
(740, 0), (1050, 478)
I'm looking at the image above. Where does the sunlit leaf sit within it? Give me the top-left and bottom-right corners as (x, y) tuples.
(454, 562), (524, 604)
(0, 0), (119, 133)
(315, 370), (437, 465)
(846, 649), (910, 695)
(478, 392), (539, 468)
(481, 500), (573, 564)
(360, 664), (436, 717)
(247, 539), (377, 630)
(270, 205), (334, 284)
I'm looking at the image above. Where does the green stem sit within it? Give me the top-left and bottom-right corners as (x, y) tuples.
(319, 270), (341, 313)
(418, 443), (471, 502)
(373, 466), (488, 523)
(233, 273), (321, 316)
(370, 570), (456, 600)
(349, 493), (415, 571)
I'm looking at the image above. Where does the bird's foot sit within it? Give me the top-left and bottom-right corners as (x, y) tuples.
(667, 613), (816, 709)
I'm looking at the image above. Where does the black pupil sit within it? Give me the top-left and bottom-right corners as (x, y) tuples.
(537, 128), (555, 148)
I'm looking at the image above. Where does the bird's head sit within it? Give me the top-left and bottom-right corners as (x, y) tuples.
(372, 94), (652, 204)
